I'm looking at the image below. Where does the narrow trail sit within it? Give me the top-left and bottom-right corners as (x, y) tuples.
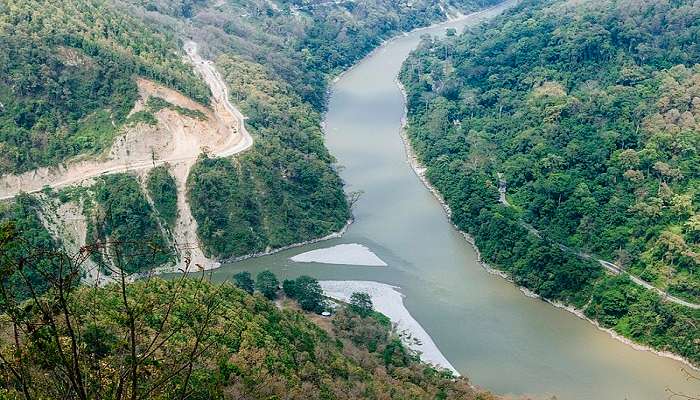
(497, 176), (700, 309)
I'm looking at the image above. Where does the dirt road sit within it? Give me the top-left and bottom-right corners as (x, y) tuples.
(0, 42), (252, 201)
(184, 41), (253, 158)
(0, 43), (253, 274)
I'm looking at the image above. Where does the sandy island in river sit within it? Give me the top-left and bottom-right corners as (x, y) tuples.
(320, 280), (459, 375)
(291, 244), (388, 266)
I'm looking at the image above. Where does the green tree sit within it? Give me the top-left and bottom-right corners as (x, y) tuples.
(349, 291), (373, 317)
(283, 279), (298, 298)
(289, 275), (326, 313)
(233, 271), (254, 294)
(383, 339), (411, 368)
(255, 270), (279, 300)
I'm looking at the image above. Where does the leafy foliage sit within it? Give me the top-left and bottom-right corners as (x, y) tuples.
(233, 271), (255, 294)
(146, 164), (178, 228)
(585, 275), (700, 360)
(349, 292), (373, 318)
(0, 195), (59, 303)
(401, 0), (700, 364)
(255, 270), (279, 300)
(0, 274), (497, 399)
(88, 173), (173, 273)
(283, 275), (326, 313)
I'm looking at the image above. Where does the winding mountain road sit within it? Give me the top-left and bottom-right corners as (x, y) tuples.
(0, 42), (252, 201)
(184, 41), (253, 158)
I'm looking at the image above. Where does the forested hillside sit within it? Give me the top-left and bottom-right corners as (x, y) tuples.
(186, 56), (350, 259)
(1, 0), (502, 262)
(128, 0), (502, 109)
(0, 195), (59, 302)
(85, 174), (175, 273)
(0, 225), (498, 399)
(0, 0), (208, 173)
(401, 0), (700, 365)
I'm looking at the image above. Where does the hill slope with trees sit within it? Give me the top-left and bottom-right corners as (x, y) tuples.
(0, 0), (208, 173)
(125, 0), (504, 258)
(0, 224), (499, 399)
(0, 2), (515, 396)
(1, 0), (504, 261)
(400, 0), (700, 365)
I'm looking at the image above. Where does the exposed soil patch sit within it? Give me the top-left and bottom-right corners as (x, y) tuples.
(0, 43), (254, 274)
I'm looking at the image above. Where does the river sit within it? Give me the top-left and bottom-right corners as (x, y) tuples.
(205, 4), (699, 399)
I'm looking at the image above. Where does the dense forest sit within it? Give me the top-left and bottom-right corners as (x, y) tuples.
(0, 194), (60, 302)
(401, 0), (700, 364)
(86, 173), (174, 273)
(146, 164), (179, 229)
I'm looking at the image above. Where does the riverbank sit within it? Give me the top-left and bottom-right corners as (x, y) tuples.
(147, 218), (354, 278)
(330, 3), (512, 85)
(396, 81), (700, 372)
(319, 280), (460, 375)
(221, 219), (354, 264)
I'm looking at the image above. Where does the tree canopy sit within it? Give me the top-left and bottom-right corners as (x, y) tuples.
(400, 0), (700, 365)
(233, 271), (255, 294)
(349, 292), (374, 318)
(255, 270), (280, 300)
(283, 275), (326, 313)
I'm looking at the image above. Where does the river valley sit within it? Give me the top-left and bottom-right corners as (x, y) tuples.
(202, 5), (698, 399)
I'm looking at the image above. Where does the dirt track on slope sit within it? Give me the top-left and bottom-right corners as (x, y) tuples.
(0, 43), (254, 273)
(0, 66), (251, 201)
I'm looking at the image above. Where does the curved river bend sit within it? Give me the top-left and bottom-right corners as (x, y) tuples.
(206, 5), (698, 399)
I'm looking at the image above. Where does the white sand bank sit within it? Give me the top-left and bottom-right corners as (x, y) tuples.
(319, 280), (459, 375)
(291, 244), (387, 266)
